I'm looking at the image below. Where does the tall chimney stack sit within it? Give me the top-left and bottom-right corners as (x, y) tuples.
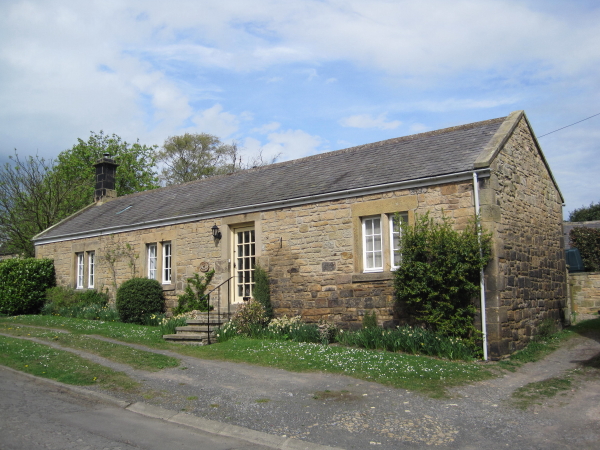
(93, 153), (119, 203)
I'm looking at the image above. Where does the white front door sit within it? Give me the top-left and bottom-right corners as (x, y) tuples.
(232, 226), (255, 303)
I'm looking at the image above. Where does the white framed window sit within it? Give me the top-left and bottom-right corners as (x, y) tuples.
(147, 244), (157, 280)
(233, 226), (256, 303)
(362, 216), (383, 272)
(88, 252), (95, 288)
(162, 242), (172, 284)
(390, 215), (405, 270)
(76, 253), (84, 288)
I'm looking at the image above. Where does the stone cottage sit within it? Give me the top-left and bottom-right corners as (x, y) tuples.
(33, 110), (566, 358)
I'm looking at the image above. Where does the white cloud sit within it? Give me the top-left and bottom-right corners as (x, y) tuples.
(251, 122), (281, 134)
(243, 128), (323, 162)
(339, 113), (401, 130)
(191, 104), (239, 138)
(409, 123), (428, 133)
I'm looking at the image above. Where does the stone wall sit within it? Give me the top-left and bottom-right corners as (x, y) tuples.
(259, 182), (475, 328)
(36, 180), (477, 329)
(569, 272), (600, 315)
(481, 117), (566, 358)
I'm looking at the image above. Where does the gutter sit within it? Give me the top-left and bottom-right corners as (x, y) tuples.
(473, 171), (488, 361)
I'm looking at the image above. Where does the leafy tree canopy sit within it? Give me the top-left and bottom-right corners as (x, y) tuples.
(0, 152), (80, 256)
(53, 131), (160, 211)
(0, 132), (159, 256)
(156, 133), (236, 185)
(568, 201), (600, 222)
(157, 133), (279, 185)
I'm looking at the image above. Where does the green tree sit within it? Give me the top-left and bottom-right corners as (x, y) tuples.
(157, 133), (236, 185)
(0, 152), (80, 256)
(568, 201), (600, 222)
(394, 213), (492, 344)
(0, 132), (159, 256)
(53, 131), (159, 212)
(157, 133), (280, 185)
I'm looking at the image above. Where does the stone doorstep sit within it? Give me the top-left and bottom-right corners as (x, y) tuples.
(163, 332), (217, 345)
(186, 318), (228, 326)
(175, 325), (221, 333)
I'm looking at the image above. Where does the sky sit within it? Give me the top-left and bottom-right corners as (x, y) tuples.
(1, 0), (599, 218)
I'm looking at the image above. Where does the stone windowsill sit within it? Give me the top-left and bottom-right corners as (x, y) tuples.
(351, 272), (394, 283)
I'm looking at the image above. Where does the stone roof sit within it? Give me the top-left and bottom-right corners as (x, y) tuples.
(34, 114), (510, 243)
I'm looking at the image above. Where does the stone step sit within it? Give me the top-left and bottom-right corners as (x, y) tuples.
(186, 318), (228, 326)
(163, 332), (215, 345)
(176, 325), (222, 333)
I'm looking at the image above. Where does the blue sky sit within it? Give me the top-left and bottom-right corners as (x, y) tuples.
(1, 0), (599, 217)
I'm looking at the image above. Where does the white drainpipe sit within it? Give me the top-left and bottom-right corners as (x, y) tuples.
(473, 172), (488, 361)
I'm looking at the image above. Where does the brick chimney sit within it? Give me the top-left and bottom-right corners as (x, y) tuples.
(93, 153), (119, 203)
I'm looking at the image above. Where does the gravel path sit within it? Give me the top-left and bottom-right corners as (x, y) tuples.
(3, 325), (600, 450)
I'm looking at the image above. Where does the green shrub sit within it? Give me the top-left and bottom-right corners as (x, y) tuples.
(41, 302), (120, 321)
(116, 278), (165, 324)
(394, 213), (491, 344)
(362, 311), (378, 329)
(78, 289), (109, 306)
(173, 270), (214, 315)
(229, 299), (269, 336)
(0, 258), (55, 315)
(45, 286), (109, 311)
(570, 227), (600, 272)
(253, 265), (273, 319)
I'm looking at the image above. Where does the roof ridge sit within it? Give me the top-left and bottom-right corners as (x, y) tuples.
(110, 114), (508, 202)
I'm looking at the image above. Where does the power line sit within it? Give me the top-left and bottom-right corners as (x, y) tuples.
(538, 112), (600, 138)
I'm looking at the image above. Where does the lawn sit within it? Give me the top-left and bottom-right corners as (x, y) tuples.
(2, 315), (598, 398)
(1, 315), (492, 397)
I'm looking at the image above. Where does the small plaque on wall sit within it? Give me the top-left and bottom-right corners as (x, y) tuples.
(199, 261), (210, 272)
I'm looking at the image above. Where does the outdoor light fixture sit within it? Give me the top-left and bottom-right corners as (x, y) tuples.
(211, 224), (222, 240)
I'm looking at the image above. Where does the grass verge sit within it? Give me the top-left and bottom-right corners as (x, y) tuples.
(0, 334), (139, 391)
(511, 375), (573, 410)
(0, 323), (179, 371)
(0, 315), (169, 347)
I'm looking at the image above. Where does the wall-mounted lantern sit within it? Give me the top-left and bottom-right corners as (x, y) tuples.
(211, 224), (222, 240)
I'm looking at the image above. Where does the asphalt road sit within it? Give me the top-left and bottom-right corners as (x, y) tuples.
(0, 366), (271, 450)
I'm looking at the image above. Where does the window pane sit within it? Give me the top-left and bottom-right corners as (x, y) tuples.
(374, 235), (382, 251)
(373, 218), (381, 234)
(366, 237), (373, 252)
(374, 252), (382, 267)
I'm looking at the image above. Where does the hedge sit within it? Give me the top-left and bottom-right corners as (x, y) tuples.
(0, 258), (55, 315)
(570, 227), (600, 272)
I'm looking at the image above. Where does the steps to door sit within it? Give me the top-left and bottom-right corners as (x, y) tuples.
(162, 312), (231, 345)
